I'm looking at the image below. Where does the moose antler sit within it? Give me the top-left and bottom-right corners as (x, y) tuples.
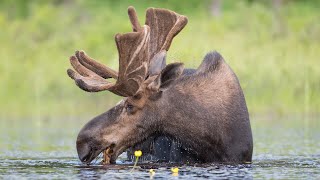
(67, 7), (150, 97)
(67, 6), (188, 97)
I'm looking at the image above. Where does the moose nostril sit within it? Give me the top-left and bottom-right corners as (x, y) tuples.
(81, 152), (91, 162)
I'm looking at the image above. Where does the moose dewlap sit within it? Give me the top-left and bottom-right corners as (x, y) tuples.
(68, 6), (253, 165)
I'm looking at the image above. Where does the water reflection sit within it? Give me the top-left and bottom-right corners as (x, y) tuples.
(1, 155), (320, 179)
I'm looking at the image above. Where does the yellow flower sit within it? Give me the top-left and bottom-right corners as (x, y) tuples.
(134, 150), (142, 157)
(149, 169), (155, 176)
(171, 167), (179, 173)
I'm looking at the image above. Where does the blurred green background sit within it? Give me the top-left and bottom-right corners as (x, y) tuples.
(0, 2), (319, 178)
(1, 0), (319, 120)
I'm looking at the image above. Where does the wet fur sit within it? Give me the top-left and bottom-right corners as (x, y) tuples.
(127, 51), (253, 163)
(77, 51), (252, 164)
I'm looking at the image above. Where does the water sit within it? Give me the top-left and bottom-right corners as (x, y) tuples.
(0, 116), (319, 179)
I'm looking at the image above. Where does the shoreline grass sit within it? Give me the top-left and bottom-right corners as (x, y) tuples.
(1, 0), (319, 118)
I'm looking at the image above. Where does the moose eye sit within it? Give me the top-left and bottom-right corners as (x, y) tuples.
(126, 104), (135, 114)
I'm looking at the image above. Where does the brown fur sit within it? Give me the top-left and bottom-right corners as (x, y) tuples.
(69, 7), (252, 165)
(76, 51), (253, 164)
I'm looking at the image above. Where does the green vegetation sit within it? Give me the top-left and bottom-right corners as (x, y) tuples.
(1, 0), (319, 119)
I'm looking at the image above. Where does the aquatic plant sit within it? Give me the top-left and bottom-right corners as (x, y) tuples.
(130, 150), (142, 172)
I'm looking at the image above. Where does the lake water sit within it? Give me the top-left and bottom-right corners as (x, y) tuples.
(0, 116), (319, 179)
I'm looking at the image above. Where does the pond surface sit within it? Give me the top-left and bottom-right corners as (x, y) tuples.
(0, 116), (319, 179)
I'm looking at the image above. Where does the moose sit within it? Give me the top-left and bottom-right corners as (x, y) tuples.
(67, 6), (253, 164)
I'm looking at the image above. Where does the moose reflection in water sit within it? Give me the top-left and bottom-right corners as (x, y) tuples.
(67, 6), (253, 165)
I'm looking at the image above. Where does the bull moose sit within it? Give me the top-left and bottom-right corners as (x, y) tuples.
(67, 6), (253, 164)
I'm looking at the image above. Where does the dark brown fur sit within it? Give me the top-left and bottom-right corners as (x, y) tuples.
(76, 51), (253, 164)
(69, 7), (252, 165)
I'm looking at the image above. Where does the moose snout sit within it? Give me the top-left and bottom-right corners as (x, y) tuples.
(76, 139), (92, 163)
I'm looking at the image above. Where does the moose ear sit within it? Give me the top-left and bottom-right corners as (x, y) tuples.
(147, 62), (184, 92)
(148, 63), (184, 100)
(148, 50), (167, 76)
(159, 62), (184, 89)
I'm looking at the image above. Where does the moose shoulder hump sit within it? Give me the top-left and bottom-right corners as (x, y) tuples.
(196, 51), (224, 74)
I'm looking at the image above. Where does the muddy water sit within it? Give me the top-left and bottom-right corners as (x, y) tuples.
(0, 116), (319, 179)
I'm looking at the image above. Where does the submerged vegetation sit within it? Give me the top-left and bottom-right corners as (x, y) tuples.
(0, 0), (319, 118)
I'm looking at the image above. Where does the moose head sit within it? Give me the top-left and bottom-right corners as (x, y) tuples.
(67, 7), (253, 164)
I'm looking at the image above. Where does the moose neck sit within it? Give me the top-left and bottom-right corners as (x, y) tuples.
(157, 88), (214, 161)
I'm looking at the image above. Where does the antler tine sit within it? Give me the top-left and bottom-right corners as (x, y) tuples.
(67, 56), (115, 92)
(75, 51), (118, 79)
(128, 6), (142, 32)
(160, 14), (188, 51)
(145, 8), (188, 75)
